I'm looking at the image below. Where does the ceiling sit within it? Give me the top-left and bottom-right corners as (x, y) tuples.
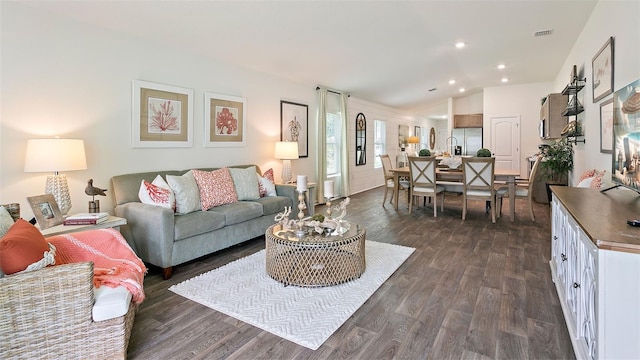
(22, 0), (598, 117)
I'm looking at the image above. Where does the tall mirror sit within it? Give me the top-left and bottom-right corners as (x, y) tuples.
(355, 113), (366, 166)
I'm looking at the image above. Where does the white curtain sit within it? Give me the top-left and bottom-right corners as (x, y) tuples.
(315, 88), (351, 204)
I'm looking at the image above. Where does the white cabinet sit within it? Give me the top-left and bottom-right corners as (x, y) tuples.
(550, 192), (640, 360)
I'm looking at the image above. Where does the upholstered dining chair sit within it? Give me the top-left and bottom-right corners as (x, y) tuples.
(462, 157), (497, 223)
(379, 154), (409, 207)
(497, 154), (541, 221)
(408, 156), (445, 216)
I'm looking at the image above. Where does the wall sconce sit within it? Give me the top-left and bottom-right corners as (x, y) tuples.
(24, 138), (87, 215)
(274, 141), (299, 183)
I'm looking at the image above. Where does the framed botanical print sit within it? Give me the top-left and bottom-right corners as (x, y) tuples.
(204, 92), (247, 147)
(592, 37), (614, 103)
(27, 194), (63, 230)
(280, 101), (308, 157)
(132, 80), (193, 148)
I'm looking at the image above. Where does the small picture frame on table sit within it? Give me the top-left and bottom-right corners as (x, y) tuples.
(27, 194), (64, 230)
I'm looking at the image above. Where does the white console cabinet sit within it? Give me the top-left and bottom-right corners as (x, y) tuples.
(550, 187), (640, 360)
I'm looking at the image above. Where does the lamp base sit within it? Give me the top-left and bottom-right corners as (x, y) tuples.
(45, 174), (71, 215)
(281, 159), (292, 183)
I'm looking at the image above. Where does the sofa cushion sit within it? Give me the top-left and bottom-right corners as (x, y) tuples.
(138, 175), (175, 211)
(258, 168), (275, 197)
(0, 206), (14, 237)
(193, 168), (238, 210)
(229, 166), (260, 201)
(174, 211), (226, 241)
(167, 170), (201, 215)
(253, 196), (292, 216)
(92, 285), (132, 322)
(0, 219), (53, 275)
(207, 201), (263, 226)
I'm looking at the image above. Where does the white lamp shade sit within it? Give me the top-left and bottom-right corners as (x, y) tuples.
(274, 141), (299, 160)
(24, 139), (87, 173)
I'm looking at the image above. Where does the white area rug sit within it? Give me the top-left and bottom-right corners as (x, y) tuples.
(169, 240), (415, 350)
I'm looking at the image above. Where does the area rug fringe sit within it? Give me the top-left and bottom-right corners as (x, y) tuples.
(169, 240), (414, 350)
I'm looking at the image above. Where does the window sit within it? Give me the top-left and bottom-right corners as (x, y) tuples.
(374, 120), (386, 168)
(326, 112), (341, 176)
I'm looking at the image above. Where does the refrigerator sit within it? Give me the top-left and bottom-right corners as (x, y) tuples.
(451, 128), (483, 156)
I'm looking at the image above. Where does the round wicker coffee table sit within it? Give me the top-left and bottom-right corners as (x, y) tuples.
(265, 223), (366, 287)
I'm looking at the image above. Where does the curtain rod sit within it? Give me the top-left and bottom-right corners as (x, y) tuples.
(315, 86), (350, 97)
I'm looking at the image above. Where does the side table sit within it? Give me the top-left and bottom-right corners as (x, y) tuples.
(40, 215), (127, 237)
(276, 181), (317, 216)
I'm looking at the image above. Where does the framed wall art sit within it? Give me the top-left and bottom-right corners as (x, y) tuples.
(280, 101), (308, 158)
(592, 36), (614, 103)
(600, 98), (614, 153)
(27, 194), (63, 230)
(204, 92), (246, 147)
(132, 80), (193, 148)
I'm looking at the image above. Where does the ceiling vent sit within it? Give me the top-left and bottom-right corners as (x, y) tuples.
(534, 29), (553, 37)
(428, 87), (437, 92)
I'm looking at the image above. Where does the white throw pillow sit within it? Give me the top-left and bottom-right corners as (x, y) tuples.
(258, 175), (277, 197)
(0, 206), (14, 237)
(138, 175), (176, 211)
(167, 170), (201, 215)
(576, 177), (594, 188)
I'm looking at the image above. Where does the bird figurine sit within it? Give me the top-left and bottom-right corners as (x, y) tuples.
(85, 179), (107, 201)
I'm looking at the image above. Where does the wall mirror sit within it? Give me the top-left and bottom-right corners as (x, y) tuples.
(355, 113), (366, 166)
(429, 127), (436, 149)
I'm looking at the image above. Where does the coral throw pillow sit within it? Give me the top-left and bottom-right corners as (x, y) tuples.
(259, 168), (276, 197)
(578, 169), (597, 184)
(192, 168), (238, 210)
(0, 219), (51, 275)
(138, 175), (176, 211)
(591, 170), (606, 190)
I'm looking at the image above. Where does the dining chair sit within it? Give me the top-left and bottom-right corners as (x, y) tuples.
(408, 156), (445, 216)
(497, 155), (541, 221)
(379, 154), (409, 207)
(462, 157), (496, 223)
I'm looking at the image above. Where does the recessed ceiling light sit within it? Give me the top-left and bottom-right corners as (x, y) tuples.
(497, 64), (506, 70)
(459, 88), (466, 93)
(501, 77), (509, 83)
(455, 42), (465, 49)
(449, 79), (456, 85)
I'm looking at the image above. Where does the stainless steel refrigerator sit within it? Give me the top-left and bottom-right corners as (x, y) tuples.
(451, 128), (483, 156)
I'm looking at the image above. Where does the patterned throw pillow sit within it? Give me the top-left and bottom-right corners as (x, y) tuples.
(0, 219), (54, 275)
(229, 167), (260, 201)
(591, 170), (606, 190)
(258, 168), (276, 197)
(192, 168), (238, 210)
(578, 169), (597, 184)
(138, 175), (176, 211)
(167, 170), (201, 215)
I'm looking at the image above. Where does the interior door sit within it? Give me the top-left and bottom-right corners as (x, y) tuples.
(490, 116), (520, 174)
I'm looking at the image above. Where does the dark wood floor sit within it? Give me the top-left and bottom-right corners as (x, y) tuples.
(127, 187), (575, 359)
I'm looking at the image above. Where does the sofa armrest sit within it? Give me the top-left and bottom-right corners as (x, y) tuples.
(0, 262), (94, 347)
(114, 202), (175, 268)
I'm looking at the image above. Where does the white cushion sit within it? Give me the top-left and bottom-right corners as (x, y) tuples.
(138, 175), (176, 210)
(258, 176), (277, 197)
(0, 206), (14, 237)
(92, 285), (132, 322)
(577, 177), (594, 188)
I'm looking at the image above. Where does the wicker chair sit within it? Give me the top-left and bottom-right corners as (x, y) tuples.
(0, 203), (137, 359)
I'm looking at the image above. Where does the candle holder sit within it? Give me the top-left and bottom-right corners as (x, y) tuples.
(295, 190), (307, 237)
(325, 197), (333, 219)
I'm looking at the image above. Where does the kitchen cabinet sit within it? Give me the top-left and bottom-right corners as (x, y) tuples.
(550, 186), (640, 360)
(540, 93), (567, 139)
(453, 113), (482, 128)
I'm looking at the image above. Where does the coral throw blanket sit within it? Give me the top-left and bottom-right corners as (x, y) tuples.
(48, 228), (146, 304)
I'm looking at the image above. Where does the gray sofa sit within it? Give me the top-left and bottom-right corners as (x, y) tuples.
(111, 165), (298, 279)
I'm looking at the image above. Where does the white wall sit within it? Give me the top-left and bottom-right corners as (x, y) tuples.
(551, 0), (640, 185)
(453, 92), (484, 114)
(347, 97), (415, 195)
(0, 2), (319, 219)
(484, 82), (554, 177)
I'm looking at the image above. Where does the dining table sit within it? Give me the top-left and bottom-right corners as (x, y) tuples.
(389, 166), (521, 221)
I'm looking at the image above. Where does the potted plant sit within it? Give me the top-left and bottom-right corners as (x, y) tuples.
(540, 137), (574, 201)
(476, 148), (492, 157)
(418, 149), (431, 157)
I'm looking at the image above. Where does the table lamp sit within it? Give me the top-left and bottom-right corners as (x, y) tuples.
(274, 141), (299, 183)
(24, 138), (87, 215)
(407, 136), (419, 156)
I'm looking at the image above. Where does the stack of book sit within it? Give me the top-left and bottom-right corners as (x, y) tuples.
(63, 212), (109, 225)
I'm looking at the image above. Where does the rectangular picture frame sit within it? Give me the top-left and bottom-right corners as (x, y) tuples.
(600, 97), (614, 153)
(204, 92), (247, 147)
(27, 194), (63, 230)
(132, 80), (194, 148)
(592, 36), (614, 103)
(280, 101), (308, 158)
